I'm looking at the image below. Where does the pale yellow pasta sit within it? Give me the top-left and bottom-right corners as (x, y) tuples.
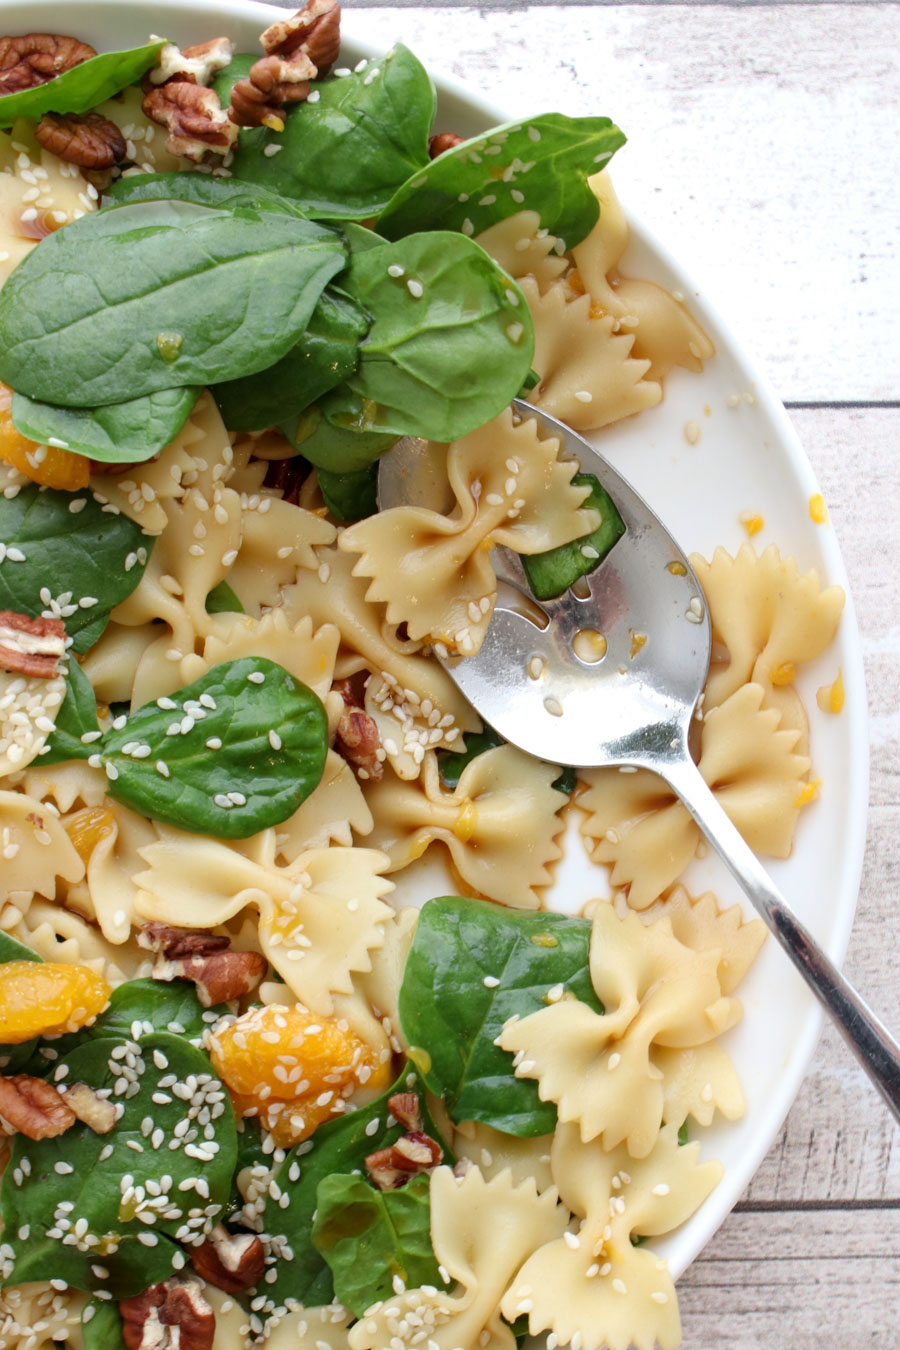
(62, 799), (157, 944)
(22, 759), (107, 815)
(348, 1166), (566, 1350)
(452, 1122), (555, 1192)
(580, 681), (811, 908)
(0, 667), (66, 777)
(274, 749), (373, 856)
(194, 610), (340, 704)
(338, 408), (597, 654)
(0, 895), (149, 986)
(501, 1124), (722, 1350)
(0, 1281), (88, 1350)
(498, 899), (749, 1155)
(0, 789), (83, 903)
(363, 746), (564, 909)
(264, 1304), (353, 1350)
(0, 119), (96, 289)
(474, 209), (569, 291)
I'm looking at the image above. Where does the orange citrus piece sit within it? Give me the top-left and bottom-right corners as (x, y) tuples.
(0, 386), (91, 490)
(0, 961), (112, 1043)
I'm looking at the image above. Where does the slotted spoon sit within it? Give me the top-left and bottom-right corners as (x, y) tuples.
(380, 398), (900, 1122)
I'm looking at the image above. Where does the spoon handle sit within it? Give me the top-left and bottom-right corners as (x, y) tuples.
(659, 753), (900, 1125)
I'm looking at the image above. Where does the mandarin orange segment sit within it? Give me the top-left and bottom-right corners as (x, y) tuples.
(0, 961), (112, 1044)
(0, 389), (91, 490)
(63, 805), (116, 866)
(208, 1003), (392, 1143)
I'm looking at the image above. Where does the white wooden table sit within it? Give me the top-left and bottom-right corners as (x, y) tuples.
(341, 4), (900, 1344)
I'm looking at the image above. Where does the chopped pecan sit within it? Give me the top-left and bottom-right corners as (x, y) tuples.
(0, 1074), (76, 1140)
(147, 36), (234, 88)
(387, 1092), (422, 1133)
(0, 611), (67, 679)
(0, 33), (95, 94)
(229, 0), (340, 129)
(61, 1080), (117, 1134)
(364, 1145), (406, 1192)
(153, 950), (268, 1007)
(120, 1278), (215, 1350)
(138, 923), (231, 961)
(191, 1224), (265, 1294)
(142, 82), (237, 162)
(34, 111), (126, 168)
(428, 132), (465, 159)
(365, 1129), (443, 1190)
(335, 680), (383, 782)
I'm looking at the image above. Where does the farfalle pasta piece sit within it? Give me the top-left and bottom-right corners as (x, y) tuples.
(364, 747), (564, 909)
(89, 425), (200, 534)
(0, 1281), (89, 1350)
(348, 904), (418, 1050)
(692, 544), (844, 749)
(225, 494), (336, 617)
(134, 828), (394, 1013)
(274, 749), (373, 856)
(62, 799), (157, 945)
(580, 682), (811, 908)
(339, 408), (597, 654)
(282, 546), (479, 774)
(651, 884), (767, 995)
(569, 170), (630, 313)
(523, 276), (662, 432)
(474, 209), (569, 292)
(0, 667), (67, 777)
(79, 620), (161, 705)
(348, 1166), (566, 1350)
(23, 759), (107, 814)
(0, 896), (148, 986)
(265, 1304), (353, 1350)
(0, 119), (98, 288)
(187, 610), (340, 704)
(0, 790), (84, 903)
(498, 901), (743, 1155)
(501, 1123), (722, 1350)
(452, 1121), (554, 1192)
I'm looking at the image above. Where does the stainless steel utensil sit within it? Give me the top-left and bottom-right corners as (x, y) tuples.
(380, 398), (900, 1122)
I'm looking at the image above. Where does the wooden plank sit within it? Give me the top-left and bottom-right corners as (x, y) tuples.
(343, 5), (900, 401)
(678, 1207), (900, 1349)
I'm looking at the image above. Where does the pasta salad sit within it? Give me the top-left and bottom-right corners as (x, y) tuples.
(0, 5), (846, 1349)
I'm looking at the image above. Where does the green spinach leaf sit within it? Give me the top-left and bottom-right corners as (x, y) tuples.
(521, 473), (625, 600)
(99, 657), (328, 839)
(257, 1070), (447, 1313)
(82, 1298), (127, 1350)
(211, 53), (255, 107)
(104, 170), (307, 217)
(71, 978), (219, 1046)
(230, 46), (434, 218)
(378, 112), (626, 250)
(0, 201), (345, 407)
(205, 579), (244, 615)
(11, 386), (199, 467)
(316, 463), (378, 522)
(0, 484), (153, 653)
(40, 659), (100, 766)
(284, 389), (399, 473)
(398, 897), (600, 1136)
(0, 41), (166, 127)
(342, 232), (534, 441)
(0, 1032), (236, 1295)
(312, 1173), (440, 1317)
(214, 288), (370, 432)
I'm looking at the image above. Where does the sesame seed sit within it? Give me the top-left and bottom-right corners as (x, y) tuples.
(247, 671), (265, 685)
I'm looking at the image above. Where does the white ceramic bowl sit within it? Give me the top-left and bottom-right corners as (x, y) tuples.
(2, 0), (869, 1292)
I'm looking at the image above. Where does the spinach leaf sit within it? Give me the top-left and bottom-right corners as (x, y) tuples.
(0, 1032), (236, 1295)
(0, 201), (346, 407)
(285, 389), (399, 473)
(82, 1298), (127, 1350)
(521, 473), (626, 601)
(341, 232), (534, 442)
(312, 1173), (440, 1317)
(378, 112), (626, 251)
(317, 463), (379, 522)
(40, 659), (99, 766)
(71, 978), (219, 1045)
(398, 897), (600, 1136)
(230, 46), (434, 218)
(104, 170), (307, 217)
(99, 657), (328, 840)
(212, 53), (255, 107)
(214, 288), (370, 432)
(258, 1070), (447, 1312)
(0, 40), (166, 127)
(205, 579), (244, 615)
(11, 386), (200, 466)
(0, 484), (153, 653)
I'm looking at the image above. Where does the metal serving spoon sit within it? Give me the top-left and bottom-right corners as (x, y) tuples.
(380, 398), (900, 1123)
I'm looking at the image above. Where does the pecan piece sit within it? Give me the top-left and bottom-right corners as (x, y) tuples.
(137, 923), (231, 961)
(0, 1074), (76, 1140)
(229, 0), (340, 129)
(120, 1278), (215, 1350)
(364, 1145), (406, 1192)
(35, 111), (126, 168)
(147, 36), (234, 87)
(0, 33), (95, 94)
(142, 82), (237, 162)
(0, 611), (66, 679)
(428, 132), (465, 159)
(191, 1224), (265, 1294)
(61, 1080), (117, 1134)
(153, 950), (268, 1007)
(387, 1092), (422, 1133)
(334, 679), (383, 782)
(365, 1129), (443, 1190)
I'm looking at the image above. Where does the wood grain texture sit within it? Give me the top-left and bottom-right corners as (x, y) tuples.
(343, 5), (900, 401)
